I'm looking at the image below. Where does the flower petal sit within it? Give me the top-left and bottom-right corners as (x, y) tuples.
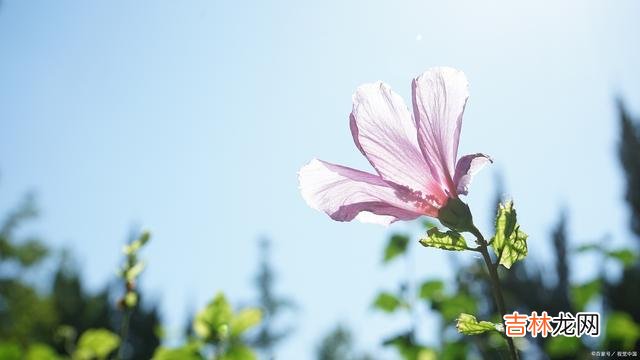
(350, 82), (446, 201)
(412, 67), (469, 196)
(298, 159), (434, 225)
(453, 153), (492, 196)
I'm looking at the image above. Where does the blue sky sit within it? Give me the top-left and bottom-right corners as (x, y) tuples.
(1, 0), (639, 358)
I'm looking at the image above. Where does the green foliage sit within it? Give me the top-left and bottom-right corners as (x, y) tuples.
(605, 312), (640, 350)
(0, 342), (23, 360)
(418, 280), (444, 301)
(118, 231), (151, 309)
(3, 239), (48, 266)
(372, 292), (404, 313)
(0, 194), (48, 267)
(176, 292), (263, 360)
(152, 341), (203, 360)
(455, 313), (500, 335)
(440, 341), (468, 360)
(0, 280), (58, 343)
(571, 279), (601, 312)
(419, 228), (468, 251)
(194, 293), (234, 341)
(74, 329), (120, 360)
(575, 242), (638, 268)
(491, 200), (528, 269)
(383, 333), (437, 360)
(25, 343), (61, 360)
(544, 336), (582, 358)
(218, 344), (256, 360)
(230, 309), (262, 337)
(606, 248), (638, 267)
(432, 293), (477, 322)
(383, 234), (409, 263)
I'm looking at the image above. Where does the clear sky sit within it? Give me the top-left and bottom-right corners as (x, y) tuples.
(1, 0), (639, 358)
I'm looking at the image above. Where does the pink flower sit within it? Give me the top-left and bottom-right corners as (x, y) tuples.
(299, 67), (491, 226)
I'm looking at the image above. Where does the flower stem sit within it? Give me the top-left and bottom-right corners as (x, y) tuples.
(471, 226), (519, 360)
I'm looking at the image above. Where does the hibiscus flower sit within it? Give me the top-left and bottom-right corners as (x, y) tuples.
(299, 67), (491, 227)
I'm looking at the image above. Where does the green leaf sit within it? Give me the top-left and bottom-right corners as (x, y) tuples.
(419, 228), (468, 251)
(455, 313), (501, 335)
(574, 243), (602, 253)
(230, 308), (262, 336)
(571, 279), (601, 312)
(433, 293), (477, 322)
(372, 292), (403, 313)
(606, 249), (638, 267)
(125, 231), (151, 254)
(0, 342), (23, 360)
(25, 343), (60, 360)
(125, 261), (145, 281)
(441, 341), (468, 360)
(193, 292), (233, 341)
(491, 201), (528, 269)
(152, 342), (202, 360)
(544, 336), (581, 358)
(419, 280), (445, 301)
(383, 234), (409, 263)
(220, 344), (257, 360)
(605, 312), (640, 349)
(75, 329), (120, 360)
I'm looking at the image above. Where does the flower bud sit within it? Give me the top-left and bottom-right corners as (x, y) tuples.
(438, 197), (475, 234)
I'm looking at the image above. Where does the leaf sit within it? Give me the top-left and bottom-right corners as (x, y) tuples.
(230, 308), (262, 336)
(441, 341), (468, 360)
(605, 312), (640, 349)
(571, 279), (601, 312)
(418, 280), (445, 301)
(193, 293), (233, 341)
(383, 234), (409, 263)
(220, 344), (257, 360)
(491, 201), (528, 269)
(419, 228), (468, 251)
(544, 336), (581, 358)
(433, 293), (477, 322)
(606, 249), (638, 268)
(124, 231), (151, 255)
(75, 329), (120, 360)
(152, 342), (202, 360)
(125, 261), (145, 281)
(574, 243), (602, 253)
(455, 313), (501, 335)
(0, 342), (23, 360)
(372, 292), (403, 313)
(25, 343), (60, 360)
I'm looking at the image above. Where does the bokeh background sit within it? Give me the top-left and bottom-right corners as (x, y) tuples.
(1, 0), (639, 358)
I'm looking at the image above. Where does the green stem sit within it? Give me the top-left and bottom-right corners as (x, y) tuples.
(471, 226), (519, 360)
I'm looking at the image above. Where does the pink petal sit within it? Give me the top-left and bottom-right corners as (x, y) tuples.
(412, 67), (469, 196)
(350, 81), (447, 202)
(454, 153), (492, 196)
(298, 159), (436, 226)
